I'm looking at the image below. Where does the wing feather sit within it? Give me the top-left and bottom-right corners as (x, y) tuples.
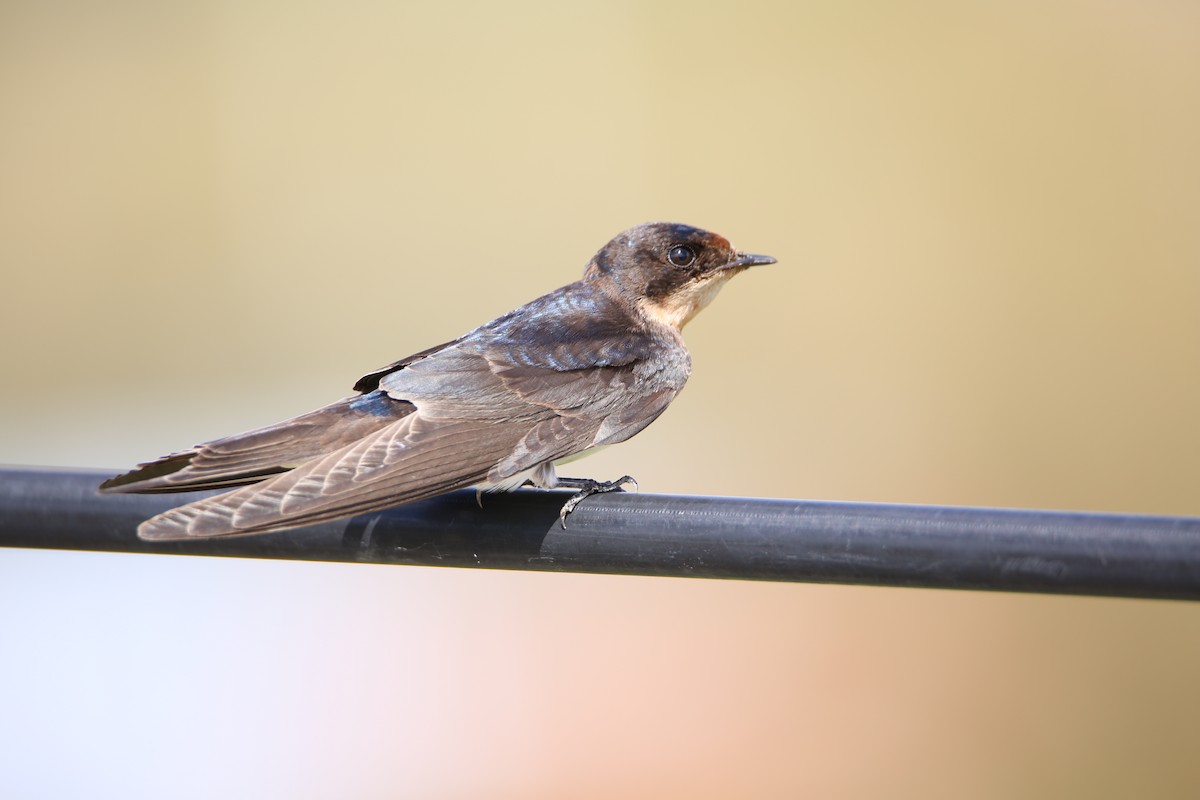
(138, 410), (541, 539)
(99, 392), (415, 493)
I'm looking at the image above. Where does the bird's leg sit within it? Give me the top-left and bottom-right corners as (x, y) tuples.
(555, 475), (638, 528)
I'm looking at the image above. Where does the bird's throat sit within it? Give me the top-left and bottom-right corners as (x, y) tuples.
(637, 272), (737, 331)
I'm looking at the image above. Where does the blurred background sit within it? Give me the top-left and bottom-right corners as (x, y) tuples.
(2, 1), (1199, 797)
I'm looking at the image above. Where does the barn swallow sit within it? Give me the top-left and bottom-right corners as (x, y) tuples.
(101, 222), (776, 540)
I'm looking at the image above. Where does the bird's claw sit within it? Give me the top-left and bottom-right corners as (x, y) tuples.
(557, 475), (637, 528)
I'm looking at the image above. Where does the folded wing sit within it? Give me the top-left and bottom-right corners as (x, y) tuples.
(99, 391), (416, 494)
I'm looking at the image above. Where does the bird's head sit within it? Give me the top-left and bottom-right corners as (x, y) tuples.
(584, 222), (776, 330)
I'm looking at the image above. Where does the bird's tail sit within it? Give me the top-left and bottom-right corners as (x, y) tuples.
(99, 390), (416, 494)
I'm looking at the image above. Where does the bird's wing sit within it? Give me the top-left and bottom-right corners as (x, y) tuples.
(379, 309), (686, 481)
(101, 339), (461, 495)
(138, 332), (679, 540)
(137, 405), (538, 539)
(99, 392), (416, 494)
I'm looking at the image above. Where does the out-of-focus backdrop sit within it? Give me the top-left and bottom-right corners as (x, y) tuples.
(2, 2), (1199, 797)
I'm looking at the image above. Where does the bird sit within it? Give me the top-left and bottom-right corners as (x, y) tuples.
(100, 222), (776, 540)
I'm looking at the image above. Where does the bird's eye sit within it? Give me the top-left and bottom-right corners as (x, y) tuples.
(667, 245), (696, 268)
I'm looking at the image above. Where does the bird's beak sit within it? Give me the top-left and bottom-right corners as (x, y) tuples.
(722, 252), (777, 270)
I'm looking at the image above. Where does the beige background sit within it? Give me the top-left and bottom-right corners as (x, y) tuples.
(2, 1), (1199, 798)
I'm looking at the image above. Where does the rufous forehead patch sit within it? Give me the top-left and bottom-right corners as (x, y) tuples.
(704, 232), (732, 252)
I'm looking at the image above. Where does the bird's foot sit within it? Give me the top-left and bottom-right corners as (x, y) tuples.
(556, 475), (637, 528)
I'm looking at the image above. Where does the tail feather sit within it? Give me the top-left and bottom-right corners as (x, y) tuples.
(99, 391), (416, 494)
